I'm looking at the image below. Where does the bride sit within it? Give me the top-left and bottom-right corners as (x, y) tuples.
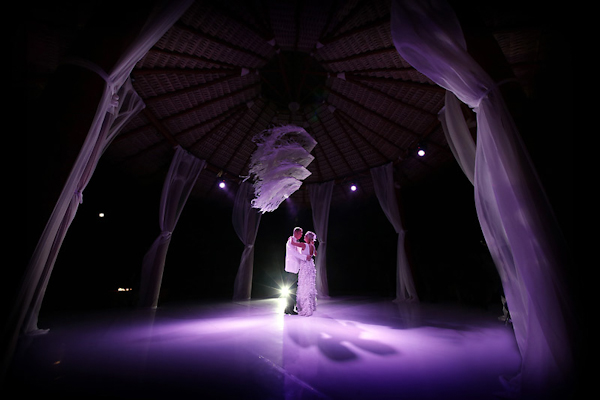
(289, 231), (317, 316)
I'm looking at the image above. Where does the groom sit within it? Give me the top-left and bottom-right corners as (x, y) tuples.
(284, 227), (310, 315)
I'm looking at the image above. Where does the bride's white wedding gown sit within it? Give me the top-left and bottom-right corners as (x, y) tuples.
(296, 243), (317, 316)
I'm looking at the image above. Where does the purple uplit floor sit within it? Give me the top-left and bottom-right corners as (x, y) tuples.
(8, 297), (520, 399)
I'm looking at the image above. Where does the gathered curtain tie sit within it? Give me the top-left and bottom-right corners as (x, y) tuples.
(74, 190), (83, 204)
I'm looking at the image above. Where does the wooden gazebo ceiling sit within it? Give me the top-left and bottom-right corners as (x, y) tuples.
(27, 0), (549, 206)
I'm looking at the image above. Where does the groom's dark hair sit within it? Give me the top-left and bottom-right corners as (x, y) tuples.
(293, 227), (302, 234)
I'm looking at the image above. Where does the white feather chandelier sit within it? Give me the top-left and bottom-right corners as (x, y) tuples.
(247, 125), (317, 213)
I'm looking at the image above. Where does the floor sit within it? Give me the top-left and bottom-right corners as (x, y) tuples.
(6, 297), (521, 399)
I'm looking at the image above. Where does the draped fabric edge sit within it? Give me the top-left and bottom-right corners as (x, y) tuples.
(139, 146), (206, 309)
(23, 80), (145, 334)
(308, 180), (335, 299)
(438, 91), (475, 185)
(390, 0), (574, 397)
(370, 163), (418, 303)
(10, 2), (193, 355)
(232, 181), (262, 301)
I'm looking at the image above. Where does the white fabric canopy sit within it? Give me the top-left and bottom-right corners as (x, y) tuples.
(371, 163), (418, 302)
(391, 1), (574, 397)
(232, 181), (263, 301)
(308, 180), (335, 298)
(139, 146), (205, 308)
(6, 1), (193, 379)
(15, 0), (192, 330)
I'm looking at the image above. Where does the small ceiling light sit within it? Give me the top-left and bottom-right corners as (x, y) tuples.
(98, 212), (105, 218)
(219, 180), (226, 189)
(417, 148), (425, 157)
(416, 142), (427, 157)
(350, 184), (357, 192)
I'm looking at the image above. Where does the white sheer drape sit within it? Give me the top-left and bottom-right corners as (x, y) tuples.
(232, 181), (262, 301)
(308, 180), (334, 298)
(438, 91), (475, 185)
(13, 0), (193, 346)
(109, 0), (194, 92)
(391, 1), (574, 397)
(371, 163), (418, 302)
(23, 80), (144, 334)
(139, 146), (205, 308)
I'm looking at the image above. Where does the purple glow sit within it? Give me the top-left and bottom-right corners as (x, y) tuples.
(219, 181), (226, 189)
(9, 298), (521, 399)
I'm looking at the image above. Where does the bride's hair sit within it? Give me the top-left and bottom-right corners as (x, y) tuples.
(304, 231), (317, 243)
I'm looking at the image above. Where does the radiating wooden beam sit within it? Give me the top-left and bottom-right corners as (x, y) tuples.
(328, 87), (421, 139)
(201, 109), (249, 199)
(342, 75), (439, 117)
(143, 108), (179, 147)
(138, 106), (242, 183)
(221, 101), (267, 174)
(237, 106), (275, 177)
(144, 73), (247, 104)
(319, 46), (398, 65)
(175, 102), (248, 142)
(331, 110), (370, 169)
(336, 111), (387, 162)
(189, 106), (248, 153)
(147, 47), (240, 69)
(321, 0), (368, 40)
(211, 2), (273, 41)
(314, 0), (339, 48)
(293, 0), (303, 52)
(174, 21), (269, 63)
(163, 82), (261, 124)
(335, 107), (403, 156)
(306, 109), (340, 179)
(346, 73), (445, 93)
(319, 15), (390, 45)
(315, 110), (353, 174)
(132, 67), (239, 76)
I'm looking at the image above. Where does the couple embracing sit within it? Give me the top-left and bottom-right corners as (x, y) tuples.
(284, 227), (317, 316)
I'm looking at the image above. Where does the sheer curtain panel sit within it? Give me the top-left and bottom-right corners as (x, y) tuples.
(139, 146), (205, 308)
(308, 181), (334, 298)
(6, 1), (193, 380)
(391, 1), (574, 397)
(232, 181), (262, 301)
(371, 163), (418, 302)
(438, 91), (476, 185)
(23, 80), (144, 334)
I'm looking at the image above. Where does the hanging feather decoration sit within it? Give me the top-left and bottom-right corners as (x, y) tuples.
(248, 125), (317, 213)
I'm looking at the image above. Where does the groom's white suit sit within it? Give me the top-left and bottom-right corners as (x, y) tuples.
(284, 236), (306, 314)
(285, 237), (304, 273)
